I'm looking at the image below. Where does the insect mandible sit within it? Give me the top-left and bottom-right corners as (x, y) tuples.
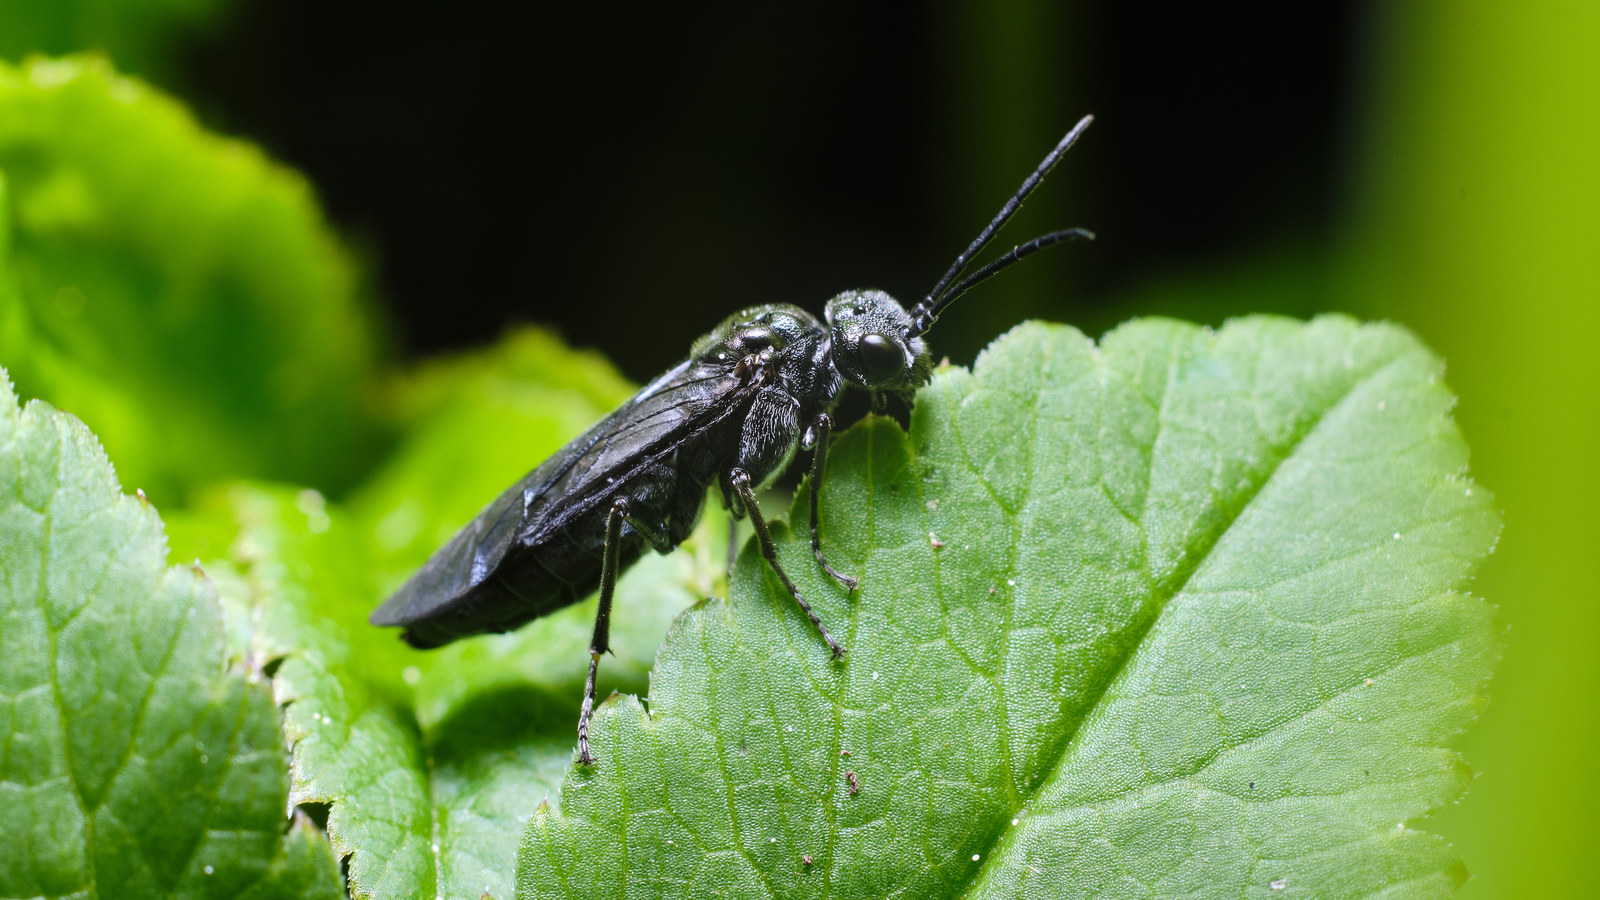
(370, 115), (1095, 765)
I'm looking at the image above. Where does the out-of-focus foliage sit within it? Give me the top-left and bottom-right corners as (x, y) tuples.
(347, 328), (634, 580)
(1331, 3), (1600, 896)
(0, 0), (227, 86)
(0, 57), (386, 506)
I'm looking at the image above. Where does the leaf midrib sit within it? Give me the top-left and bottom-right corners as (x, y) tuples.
(943, 343), (1405, 898)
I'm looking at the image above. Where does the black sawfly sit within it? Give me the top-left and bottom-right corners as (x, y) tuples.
(370, 115), (1095, 765)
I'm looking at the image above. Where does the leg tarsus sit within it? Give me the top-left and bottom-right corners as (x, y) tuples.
(730, 467), (847, 658)
(576, 652), (601, 765)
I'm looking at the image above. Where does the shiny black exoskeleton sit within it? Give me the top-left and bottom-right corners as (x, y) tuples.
(370, 115), (1095, 764)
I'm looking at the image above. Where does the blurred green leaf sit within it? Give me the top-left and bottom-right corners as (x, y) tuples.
(0, 0), (227, 87)
(517, 317), (1500, 898)
(0, 57), (386, 505)
(349, 327), (634, 582)
(1333, 3), (1600, 896)
(0, 368), (341, 899)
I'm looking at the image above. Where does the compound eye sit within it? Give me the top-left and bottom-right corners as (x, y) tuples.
(858, 333), (904, 385)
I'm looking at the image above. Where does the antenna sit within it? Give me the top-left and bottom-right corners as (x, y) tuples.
(907, 114), (1093, 338)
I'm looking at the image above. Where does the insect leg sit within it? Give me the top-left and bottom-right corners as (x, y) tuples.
(577, 497), (628, 766)
(623, 510), (674, 554)
(802, 413), (858, 591)
(729, 467), (846, 659)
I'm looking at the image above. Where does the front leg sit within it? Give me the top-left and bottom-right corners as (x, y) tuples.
(802, 413), (858, 591)
(729, 467), (846, 659)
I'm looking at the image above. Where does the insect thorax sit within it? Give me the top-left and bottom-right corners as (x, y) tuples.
(695, 302), (841, 410)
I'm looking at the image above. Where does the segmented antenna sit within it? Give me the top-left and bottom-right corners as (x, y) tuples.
(907, 114), (1094, 338)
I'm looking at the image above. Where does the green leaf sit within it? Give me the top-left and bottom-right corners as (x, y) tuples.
(0, 367), (341, 899)
(514, 316), (1500, 898)
(0, 57), (385, 504)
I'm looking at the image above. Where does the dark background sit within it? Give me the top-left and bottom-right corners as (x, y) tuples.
(182, 1), (1356, 382)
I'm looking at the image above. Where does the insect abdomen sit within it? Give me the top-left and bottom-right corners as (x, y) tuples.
(377, 461), (701, 649)
(393, 534), (645, 649)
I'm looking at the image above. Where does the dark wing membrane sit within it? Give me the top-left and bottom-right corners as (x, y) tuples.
(370, 357), (750, 627)
(519, 359), (725, 536)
